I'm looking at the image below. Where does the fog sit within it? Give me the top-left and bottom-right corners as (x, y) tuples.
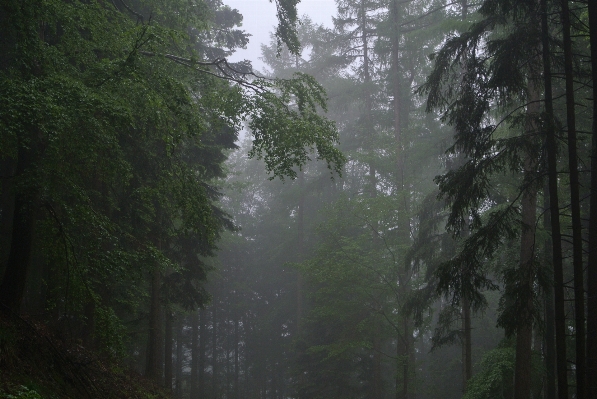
(1, 0), (594, 398)
(226, 0), (336, 71)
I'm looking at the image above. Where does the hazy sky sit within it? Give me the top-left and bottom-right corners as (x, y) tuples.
(225, 0), (337, 71)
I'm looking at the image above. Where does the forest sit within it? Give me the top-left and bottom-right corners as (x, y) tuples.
(0, 0), (596, 398)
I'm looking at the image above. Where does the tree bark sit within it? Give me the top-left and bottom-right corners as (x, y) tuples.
(373, 322), (382, 399)
(0, 158), (16, 276)
(360, 0), (377, 198)
(0, 7), (43, 316)
(390, 2), (413, 398)
(543, 181), (556, 399)
(175, 318), (183, 399)
(459, 3), (472, 393)
(396, 318), (409, 399)
(558, 1), (585, 397)
(212, 305), (218, 399)
(0, 144), (37, 314)
(513, 72), (540, 399)
(297, 169), (305, 335)
(585, 0), (597, 396)
(145, 268), (163, 383)
(462, 297), (472, 392)
(199, 309), (206, 398)
(226, 313), (231, 399)
(235, 312), (240, 399)
(540, 1), (569, 396)
(391, 0), (403, 191)
(190, 311), (199, 399)
(164, 310), (173, 392)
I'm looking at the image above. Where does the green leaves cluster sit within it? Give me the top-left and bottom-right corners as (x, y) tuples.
(248, 72), (344, 179)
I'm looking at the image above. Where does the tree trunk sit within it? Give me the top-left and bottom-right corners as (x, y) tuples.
(0, 12), (43, 316)
(559, 1), (585, 397)
(199, 309), (206, 398)
(0, 158), (16, 276)
(373, 323), (382, 399)
(235, 313), (240, 399)
(397, 317), (409, 399)
(212, 305), (218, 399)
(145, 268), (163, 383)
(360, 0), (377, 198)
(164, 310), (173, 392)
(226, 315), (231, 399)
(191, 311), (199, 399)
(175, 318), (183, 399)
(462, 297), (472, 392)
(297, 169), (305, 335)
(513, 74), (540, 399)
(390, 2), (413, 398)
(543, 182), (556, 399)
(459, 4), (472, 394)
(391, 0), (403, 190)
(0, 144), (37, 314)
(540, 1), (569, 396)
(585, 0), (597, 396)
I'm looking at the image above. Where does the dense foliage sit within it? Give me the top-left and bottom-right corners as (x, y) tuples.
(0, 0), (343, 394)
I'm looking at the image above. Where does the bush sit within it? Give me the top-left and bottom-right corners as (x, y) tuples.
(5, 386), (44, 399)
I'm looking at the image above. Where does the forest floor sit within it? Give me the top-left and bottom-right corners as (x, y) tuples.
(0, 310), (171, 399)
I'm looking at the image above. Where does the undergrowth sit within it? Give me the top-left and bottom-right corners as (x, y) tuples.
(0, 311), (171, 399)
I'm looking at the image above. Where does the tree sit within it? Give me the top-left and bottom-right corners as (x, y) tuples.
(586, 0), (597, 395)
(419, 1), (554, 398)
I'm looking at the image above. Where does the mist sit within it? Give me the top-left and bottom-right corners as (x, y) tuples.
(0, 0), (595, 399)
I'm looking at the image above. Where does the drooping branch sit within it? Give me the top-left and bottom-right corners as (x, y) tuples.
(138, 51), (272, 94)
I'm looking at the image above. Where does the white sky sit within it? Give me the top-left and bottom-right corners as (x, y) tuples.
(225, 0), (337, 71)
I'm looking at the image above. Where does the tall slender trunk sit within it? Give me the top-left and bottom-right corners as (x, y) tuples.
(297, 169), (305, 335)
(190, 311), (199, 398)
(226, 313), (232, 399)
(391, 0), (402, 190)
(164, 310), (173, 391)
(559, 1), (585, 396)
(212, 305), (218, 399)
(462, 297), (472, 392)
(199, 309), (206, 398)
(145, 268), (163, 382)
(585, 0), (597, 396)
(359, 3), (384, 396)
(175, 318), (183, 399)
(513, 160), (538, 399)
(513, 68), (541, 399)
(360, 0), (377, 197)
(460, 0), (468, 18)
(0, 16), (44, 315)
(543, 180), (556, 399)
(458, 4), (472, 393)
(396, 317), (410, 399)
(235, 313), (240, 399)
(0, 158), (16, 275)
(373, 323), (382, 399)
(271, 359), (278, 399)
(541, 1), (569, 396)
(390, 1), (413, 398)
(0, 144), (37, 314)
